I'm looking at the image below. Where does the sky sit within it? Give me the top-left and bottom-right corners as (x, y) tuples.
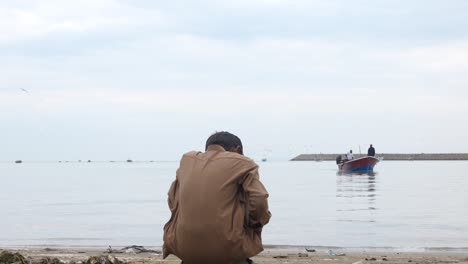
(1, 0), (468, 161)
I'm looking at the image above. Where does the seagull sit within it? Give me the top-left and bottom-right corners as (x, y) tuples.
(20, 88), (29, 93)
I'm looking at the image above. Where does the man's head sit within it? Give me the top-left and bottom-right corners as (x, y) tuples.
(370, 144), (373, 147)
(350, 150), (353, 153)
(205, 131), (243, 155)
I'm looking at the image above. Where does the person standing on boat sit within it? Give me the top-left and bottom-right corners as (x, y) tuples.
(367, 144), (375, 157)
(163, 131), (271, 264)
(346, 150), (354, 160)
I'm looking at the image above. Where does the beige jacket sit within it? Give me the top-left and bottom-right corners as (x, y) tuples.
(163, 145), (271, 264)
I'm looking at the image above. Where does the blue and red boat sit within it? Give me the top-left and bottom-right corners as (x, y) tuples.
(337, 156), (380, 173)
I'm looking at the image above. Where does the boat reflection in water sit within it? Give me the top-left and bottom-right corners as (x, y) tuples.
(336, 171), (378, 227)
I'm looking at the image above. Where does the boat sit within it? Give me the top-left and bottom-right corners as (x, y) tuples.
(337, 156), (380, 173)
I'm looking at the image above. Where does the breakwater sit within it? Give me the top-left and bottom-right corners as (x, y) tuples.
(291, 153), (468, 161)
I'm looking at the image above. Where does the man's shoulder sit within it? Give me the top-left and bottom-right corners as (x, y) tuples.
(181, 150), (257, 167)
(182, 150), (202, 158)
(215, 153), (259, 172)
(218, 151), (257, 164)
(180, 151), (205, 164)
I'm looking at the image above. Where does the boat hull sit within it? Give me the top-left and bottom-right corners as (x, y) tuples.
(338, 156), (379, 173)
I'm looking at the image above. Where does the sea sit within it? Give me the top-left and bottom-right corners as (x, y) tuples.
(1, 160), (467, 249)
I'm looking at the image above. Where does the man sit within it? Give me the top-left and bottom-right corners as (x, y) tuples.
(367, 144), (376, 157)
(163, 131), (271, 264)
(346, 150), (354, 160)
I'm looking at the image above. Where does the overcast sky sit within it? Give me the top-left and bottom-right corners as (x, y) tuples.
(1, 0), (467, 161)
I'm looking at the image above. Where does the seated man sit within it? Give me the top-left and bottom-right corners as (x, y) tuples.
(163, 131), (271, 264)
(336, 155), (343, 164)
(346, 150), (354, 160)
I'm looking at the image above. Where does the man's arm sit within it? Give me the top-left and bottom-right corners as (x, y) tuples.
(167, 178), (179, 213)
(163, 177), (179, 259)
(242, 166), (271, 229)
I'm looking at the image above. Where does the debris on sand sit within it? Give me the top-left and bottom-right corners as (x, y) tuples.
(327, 250), (346, 256)
(0, 251), (66, 264)
(106, 247), (123, 254)
(119, 246), (160, 254)
(273, 256), (288, 259)
(85, 255), (125, 264)
(0, 251), (28, 264)
(37, 257), (63, 264)
(298, 253), (308, 257)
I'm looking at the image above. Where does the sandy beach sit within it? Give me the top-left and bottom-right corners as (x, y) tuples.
(2, 247), (468, 264)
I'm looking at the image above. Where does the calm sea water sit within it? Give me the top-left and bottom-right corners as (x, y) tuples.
(1, 160), (467, 248)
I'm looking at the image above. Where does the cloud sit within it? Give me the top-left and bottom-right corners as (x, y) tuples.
(2, 30), (468, 119)
(381, 42), (468, 72)
(1, 88), (465, 118)
(120, 0), (468, 41)
(0, 0), (163, 43)
(3, 0), (468, 46)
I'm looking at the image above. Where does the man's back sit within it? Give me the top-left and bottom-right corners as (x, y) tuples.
(368, 146), (375, 156)
(163, 144), (271, 264)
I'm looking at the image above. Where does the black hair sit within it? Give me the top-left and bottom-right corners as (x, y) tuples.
(205, 131), (243, 154)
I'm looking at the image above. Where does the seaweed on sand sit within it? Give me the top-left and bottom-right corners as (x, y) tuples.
(0, 251), (28, 264)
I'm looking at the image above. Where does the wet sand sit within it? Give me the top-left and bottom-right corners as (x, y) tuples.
(2, 247), (468, 264)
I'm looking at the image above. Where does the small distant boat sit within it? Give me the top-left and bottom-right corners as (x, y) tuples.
(261, 158), (267, 162)
(126, 159), (133, 163)
(337, 156), (380, 173)
(15, 160), (22, 164)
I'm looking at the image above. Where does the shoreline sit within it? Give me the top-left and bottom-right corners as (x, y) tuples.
(2, 246), (468, 264)
(3, 245), (468, 253)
